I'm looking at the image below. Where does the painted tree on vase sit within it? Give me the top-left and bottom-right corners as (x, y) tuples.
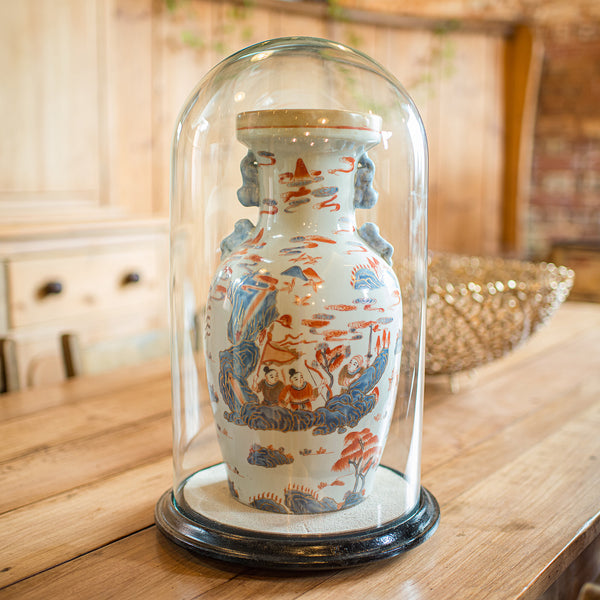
(332, 428), (381, 495)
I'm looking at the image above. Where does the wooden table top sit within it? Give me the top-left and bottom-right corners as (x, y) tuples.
(1, 302), (599, 599)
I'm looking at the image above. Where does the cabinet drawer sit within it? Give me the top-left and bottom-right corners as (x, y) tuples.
(7, 245), (165, 329)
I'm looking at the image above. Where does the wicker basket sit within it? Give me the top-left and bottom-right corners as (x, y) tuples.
(424, 254), (574, 375)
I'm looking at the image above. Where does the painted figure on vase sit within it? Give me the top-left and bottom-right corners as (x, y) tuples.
(338, 356), (367, 393)
(280, 368), (317, 411)
(257, 366), (284, 406)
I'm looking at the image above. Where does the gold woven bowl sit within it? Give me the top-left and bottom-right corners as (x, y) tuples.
(425, 253), (574, 375)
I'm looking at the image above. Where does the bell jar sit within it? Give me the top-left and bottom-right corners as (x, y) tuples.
(155, 36), (439, 569)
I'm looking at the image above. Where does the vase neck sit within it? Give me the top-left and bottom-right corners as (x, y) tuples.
(236, 109), (382, 240)
(252, 146), (361, 237)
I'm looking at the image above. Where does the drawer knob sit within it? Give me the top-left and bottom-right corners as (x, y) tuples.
(123, 272), (141, 285)
(39, 281), (63, 297)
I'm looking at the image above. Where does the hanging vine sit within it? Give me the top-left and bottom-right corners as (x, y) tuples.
(163, 0), (456, 98)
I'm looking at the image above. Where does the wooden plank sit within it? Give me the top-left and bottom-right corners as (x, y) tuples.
(0, 528), (248, 599)
(323, 5), (373, 51)
(0, 377), (171, 462)
(438, 404), (599, 600)
(389, 29), (436, 135)
(152, 0), (227, 216)
(428, 32), (506, 255)
(502, 25), (544, 255)
(539, 536), (600, 600)
(271, 4), (328, 39)
(101, 0), (154, 213)
(0, 414), (172, 514)
(270, 3), (329, 108)
(336, 0), (525, 25)
(480, 35), (504, 256)
(250, 0), (513, 34)
(433, 33), (493, 254)
(421, 327), (600, 470)
(423, 370), (600, 503)
(0, 0), (99, 198)
(0, 356), (170, 421)
(0, 457), (172, 588)
(384, 28), (437, 251)
(425, 30), (448, 252)
(0, 527), (339, 599)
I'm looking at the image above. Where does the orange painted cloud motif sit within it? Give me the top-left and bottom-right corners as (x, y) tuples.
(301, 318), (331, 328)
(324, 304), (357, 311)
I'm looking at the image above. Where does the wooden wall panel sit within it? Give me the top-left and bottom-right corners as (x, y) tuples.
(0, 0), (515, 257)
(313, 20), (504, 255)
(482, 35), (505, 256)
(151, 0), (225, 216)
(151, 5), (505, 256)
(380, 29), (438, 250)
(102, 0), (154, 215)
(0, 1), (99, 206)
(429, 33), (504, 255)
(503, 25), (544, 256)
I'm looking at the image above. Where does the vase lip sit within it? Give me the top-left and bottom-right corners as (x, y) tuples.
(236, 109), (382, 134)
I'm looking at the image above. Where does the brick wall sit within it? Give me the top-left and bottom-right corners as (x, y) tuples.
(528, 22), (600, 259)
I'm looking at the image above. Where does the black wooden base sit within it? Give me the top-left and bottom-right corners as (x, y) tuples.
(155, 467), (440, 570)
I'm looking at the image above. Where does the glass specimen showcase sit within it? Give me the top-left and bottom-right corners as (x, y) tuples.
(155, 36), (439, 569)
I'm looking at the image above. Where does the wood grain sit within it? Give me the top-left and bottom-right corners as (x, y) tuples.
(421, 327), (600, 469)
(0, 528), (246, 600)
(0, 356), (169, 421)
(432, 33), (503, 255)
(0, 414), (171, 514)
(0, 457), (172, 588)
(0, 377), (171, 462)
(101, 0), (154, 213)
(502, 25), (544, 255)
(300, 403), (599, 600)
(0, 1), (99, 201)
(7, 373), (597, 598)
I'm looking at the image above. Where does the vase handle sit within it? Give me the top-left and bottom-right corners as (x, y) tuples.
(358, 222), (394, 265)
(220, 219), (255, 258)
(354, 153), (394, 265)
(219, 151), (262, 257)
(237, 151), (260, 208)
(354, 153), (378, 209)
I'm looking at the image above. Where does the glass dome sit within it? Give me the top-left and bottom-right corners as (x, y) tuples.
(156, 36), (438, 569)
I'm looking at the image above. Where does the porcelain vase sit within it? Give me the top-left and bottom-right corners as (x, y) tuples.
(205, 109), (403, 514)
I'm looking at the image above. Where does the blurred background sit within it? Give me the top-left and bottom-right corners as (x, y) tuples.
(1, 0), (598, 389)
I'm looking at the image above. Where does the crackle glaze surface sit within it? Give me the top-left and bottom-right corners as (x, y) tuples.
(205, 110), (402, 514)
